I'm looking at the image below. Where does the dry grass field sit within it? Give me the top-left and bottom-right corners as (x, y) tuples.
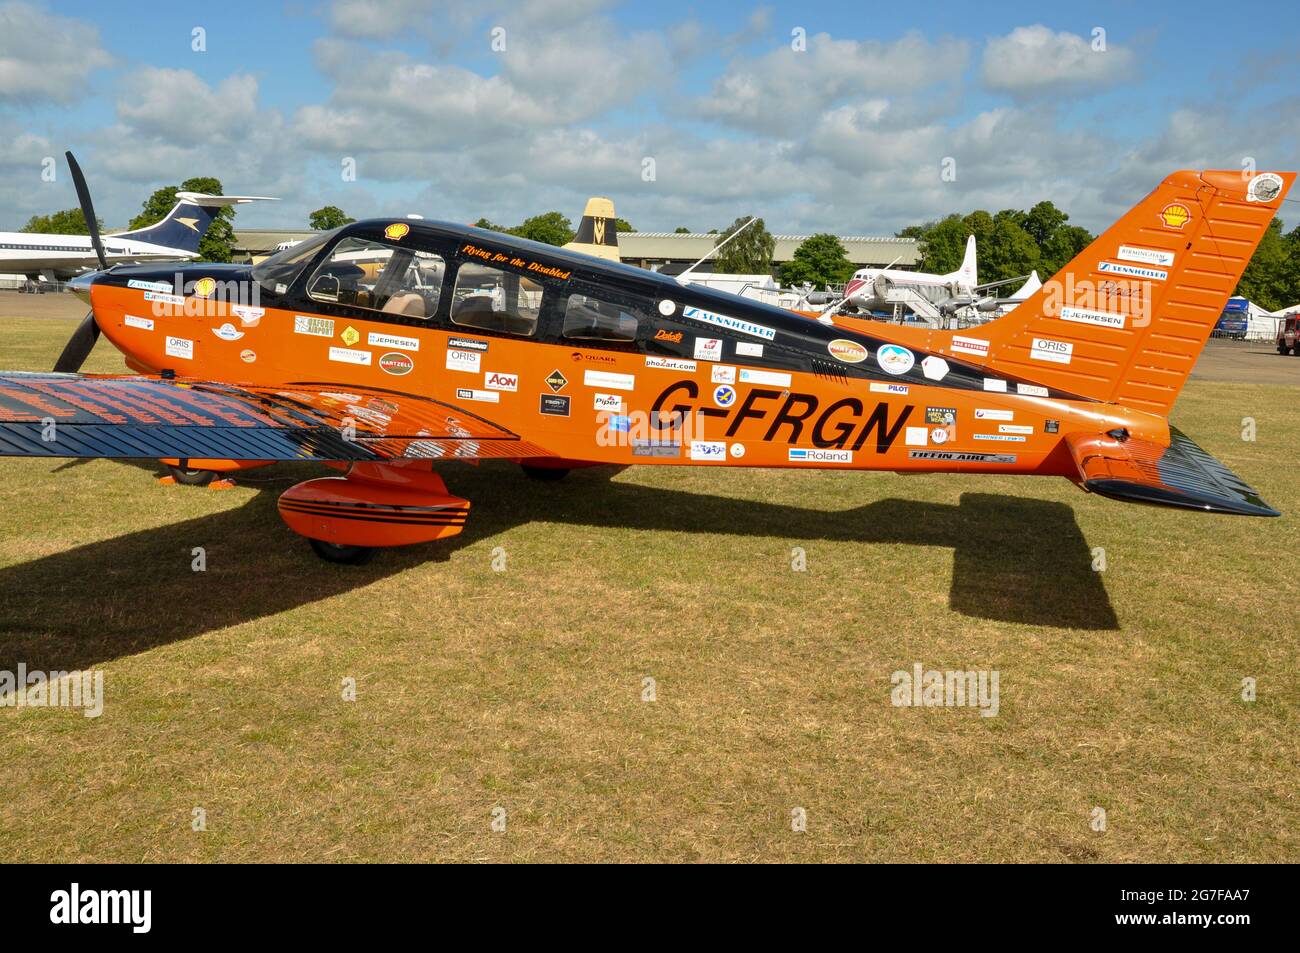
(0, 292), (1296, 862)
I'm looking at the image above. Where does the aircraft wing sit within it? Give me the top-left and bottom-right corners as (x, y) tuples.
(1065, 428), (1279, 517)
(0, 373), (554, 463)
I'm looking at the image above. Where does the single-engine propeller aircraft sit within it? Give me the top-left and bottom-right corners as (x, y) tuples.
(0, 153), (1290, 563)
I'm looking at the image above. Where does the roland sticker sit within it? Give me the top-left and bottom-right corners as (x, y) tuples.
(1060, 306), (1125, 329)
(446, 349), (481, 373)
(1030, 338), (1074, 364)
(788, 448), (852, 464)
(828, 339), (868, 363)
(583, 370), (635, 392)
(294, 315), (335, 338)
(165, 336), (193, 360)
(369, 331), (420, 351)
(329, 346), (372, 366)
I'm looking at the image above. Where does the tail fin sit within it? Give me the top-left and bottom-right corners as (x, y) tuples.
(562, 197), (621, 262)
(1010, 270), (1041, 300)
(939, 170), (1294, 416)
(115, 192), (277, 254)
(948, 234), (977, 285)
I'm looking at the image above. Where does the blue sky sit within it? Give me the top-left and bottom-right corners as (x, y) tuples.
(2, 0), (1298, 234)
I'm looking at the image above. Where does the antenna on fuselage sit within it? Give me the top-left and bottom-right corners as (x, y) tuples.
(675, 216), (758, 285)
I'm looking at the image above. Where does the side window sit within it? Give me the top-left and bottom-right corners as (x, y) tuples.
(561, 292), (643, 342)
(450, 262), (541, 336)
(306, 237), (445, 320)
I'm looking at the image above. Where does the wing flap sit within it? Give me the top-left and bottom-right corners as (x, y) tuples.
(0, 373), (555, 463)
(1066, 426), (1279, 517)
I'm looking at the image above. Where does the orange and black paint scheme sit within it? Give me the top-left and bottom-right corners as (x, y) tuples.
(0, 169), (1291, 563)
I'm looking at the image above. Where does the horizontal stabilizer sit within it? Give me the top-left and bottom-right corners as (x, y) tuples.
(173, 192), (279, 207)
(1066, 427), (1279, 517)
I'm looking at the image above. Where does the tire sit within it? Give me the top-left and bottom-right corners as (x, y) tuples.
(167, 465), (217, 486)
(308, 538), (375, 565)
(521, 464), (570, 481)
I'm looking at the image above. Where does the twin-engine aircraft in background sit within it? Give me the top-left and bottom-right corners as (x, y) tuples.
(0, 153), (1289, 563)
(0, 154), (274, 284)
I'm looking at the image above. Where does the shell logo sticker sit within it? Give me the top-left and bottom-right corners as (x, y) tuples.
(384, 223), (410, 241)
(828, 339), (868, 364)
(379, 352), (414, 376)
(193, 277), (216, 298)
(1159, 203), (1191, 230)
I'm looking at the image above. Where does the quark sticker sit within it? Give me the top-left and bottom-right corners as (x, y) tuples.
(584, 369), (635, 391)
(124, 315), (153, 331)
(735, 341), (764, 357)
(876, 344), (914, 375)
(738, 368), (791, 387)
(871, 382), (909, 394)
(828, 339), (868, 363)
(690, 440), (726, 461)
(212, 322), (244, 342)
(694, 337), (723, 361)
(646, 356), (696, 372)
(329, 346), (372, 366)
(485, 371), (518, 392)
(1060, 306), (1125, 329)
(711, 365), (736, 384)
(974, 408), (1014, 421)
(165, 336), (193, 360)
(379, 352), (414, 375)
(920, 356), (948, 381)
(1098, 261), (1166, 281)
(294, 315), (334, 338)
(1030, 338), (1073, 364)
(789, 448), (852, 464)
(369, 331), (420, 351)
(681, 305), (775, 340)
(1117, 245), (1175, 267)
(446, 349), (481, 373)
(950, 336), (989, 357)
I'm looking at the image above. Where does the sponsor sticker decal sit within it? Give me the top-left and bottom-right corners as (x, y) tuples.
(711, 364), (736, 384)
(632, 440), (680, 458)
(694, 337), (723, 361)
(584, 369), (635, 391)
(738, 368), (791, 387)
(735, 341), (764, 357)
(1017, 383), (1049, 397)
(384, 222), (410, 241)
(983, 378), (1008, 392)
(870, 382), (909, 394)
(192, 277), (217, 298)
(240, 349), (256, 363)
(658, 299), (676, 316)
(379, 352), (414, 376)
(950, 336), (989, 357)
(974, 433), (1026, 442)
(729, 443), (745, 459)
(484, 371), (518, 391)
(128, 279), (172, 293)
(690, 440), (727, 461)
(144, 291), (184, 306)
(681, 305), (775, 340)
(1030, 337), (1073, 364)
(999, 424), (1033, 435)
(646, 356), (697, 372)
(231, 305), (264, 326)
(828, 339), (868, 363)
(124, 315), (153, 331)
(921, 355), (949, 381)
(876, 344), (914, 375)
(1060, 306), (1125, 329)
(1246, 172), (1283, 203)
(329, 346), (372, 366)
(909, 450), (1016, 464)
(713, 384), (737, 408)
(654, 328), (682, 344)
(905, 426), (928, 447)
(545, 369), (568, 392)
(456, 388), (499, 403)
(294, 315), (335, 338)
(1045, 419), (1060, 433)
(788, 448), (853, 464)
(925, 406), (957, 444)
(607, 414), (632, 433)
(1158, 203), (1191, 230)
(448, 336), (488, 352)
(165, 336), (193, 360)
(540, 394), (570, 416)
(340, 326), (360, 347)
(369, 331), (420, 351)
(593, 393), (622, 412)
(1117, 245), (1175, 267)
(1098, 261), (1166, 281)
(446, 349), (481, 373)
(974, 408), (1014, 421)
(212, 322), (244, 342)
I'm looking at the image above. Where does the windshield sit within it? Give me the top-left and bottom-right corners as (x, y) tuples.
(251, 229), (338, 293)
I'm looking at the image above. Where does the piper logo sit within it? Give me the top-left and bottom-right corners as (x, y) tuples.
(50, 883), (151, 933)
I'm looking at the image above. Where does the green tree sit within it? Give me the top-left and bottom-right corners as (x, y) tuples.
(20, 208), (101, 234)
(1020, 200), (1069, 248)
(1039, 224), (1093, 279)
(309, 205), (355, 230)
(978, 217), (1040, 284)
(674, 226), (691, 234)
(129, 177), (236, 262)
(780, 233), (854, 289)
(712, 216), (775, 274)
(473, 217), (507, 232)
(1236, 219), (1298, 312)
(510, 211), (573, 246)
(616, 218), (635, 232)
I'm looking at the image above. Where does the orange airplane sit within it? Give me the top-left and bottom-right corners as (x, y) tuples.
(0, 153), (1290, 563)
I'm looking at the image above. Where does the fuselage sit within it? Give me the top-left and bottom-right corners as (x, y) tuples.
(0, 231), (197, 279)
(80, 218), (1166, 477)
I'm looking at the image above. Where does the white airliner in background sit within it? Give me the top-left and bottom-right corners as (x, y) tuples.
(1, 192), (276, 283)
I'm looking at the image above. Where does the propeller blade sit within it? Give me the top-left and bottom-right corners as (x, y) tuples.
(53, 310), (101, 373)
(65, 151), (107, 271)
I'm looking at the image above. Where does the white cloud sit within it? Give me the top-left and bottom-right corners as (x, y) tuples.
(981, 25), (1134, 98)
(0, 1), (113, 104)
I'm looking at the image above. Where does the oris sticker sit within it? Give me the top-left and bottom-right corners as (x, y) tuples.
(379, 352), (414, 375)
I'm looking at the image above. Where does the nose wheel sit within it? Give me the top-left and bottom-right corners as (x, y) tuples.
(308, 538), (375, 565)
(167, 464), (217, 486)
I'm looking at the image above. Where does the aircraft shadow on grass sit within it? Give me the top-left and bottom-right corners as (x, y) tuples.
(0, 463), (1118, 672)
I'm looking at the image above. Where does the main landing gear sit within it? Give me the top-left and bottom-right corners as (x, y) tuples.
(520, 464), (570, 481)
(166, 464), (218, 486)
(308, 539), (376, 565)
